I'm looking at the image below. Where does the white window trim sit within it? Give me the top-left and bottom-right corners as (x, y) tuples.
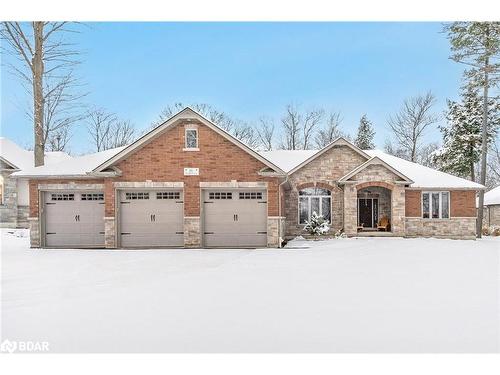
(421, 191), (450, 219)
(184, 128), (198, 150)
(298, 193), (332, 225)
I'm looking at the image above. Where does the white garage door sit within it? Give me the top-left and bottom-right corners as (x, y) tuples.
(203, 189), (267, 248)
(119, 190), (184, 248)
(44, 191), (105, 247)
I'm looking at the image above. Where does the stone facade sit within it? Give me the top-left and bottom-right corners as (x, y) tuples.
(28, 217), (40, 247)
(342, 163), (408, 236)
(484, 205), (500, 227)
(104, 217), (116, 248)
(267, 216), (285, 247)
(405, 217), (476, 239)
(184, 216), (201, 248)
(0, 164), (19, 228)
(285, 144), (367, 237)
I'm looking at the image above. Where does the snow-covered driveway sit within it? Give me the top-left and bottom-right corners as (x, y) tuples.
(1, 229), (498, 352)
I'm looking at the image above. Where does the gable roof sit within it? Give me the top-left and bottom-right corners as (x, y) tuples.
(92, 107), (285, 175)
(484, 186), (500, 206)
(12, 147), (125, 178)
(338, 155), (414, 184)
(260, 150), (317, 173)
(285, 137), (370, 176)
(365, 150), (484, 189)
(0, 137), (71, 171)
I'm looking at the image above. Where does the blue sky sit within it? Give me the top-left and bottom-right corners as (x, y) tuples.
(1, 22), (465, 154)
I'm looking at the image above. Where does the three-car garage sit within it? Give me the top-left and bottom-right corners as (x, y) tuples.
(41, 187), (269, 249)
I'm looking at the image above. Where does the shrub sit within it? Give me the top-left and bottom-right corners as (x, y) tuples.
(304, 212), (330, 236)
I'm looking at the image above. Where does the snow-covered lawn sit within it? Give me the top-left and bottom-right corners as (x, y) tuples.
(1, 229), (498, 352)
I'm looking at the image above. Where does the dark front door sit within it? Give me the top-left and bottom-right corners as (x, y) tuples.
(358, 198), (373, 228)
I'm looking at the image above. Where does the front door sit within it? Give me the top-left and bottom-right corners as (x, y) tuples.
(358, 198), (373, 228)
(358, 198), (379, 228)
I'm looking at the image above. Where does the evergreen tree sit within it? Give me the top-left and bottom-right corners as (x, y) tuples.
(433, 86), (499, 181)
(354, 115), (376, 149)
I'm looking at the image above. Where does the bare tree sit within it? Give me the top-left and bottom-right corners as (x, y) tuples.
(302, 109), (324, 149)
(87, 108), (117, 152)
(1, 22), (84, 165)
(387, 92), (439, 162)
(314, 112), (345, 148)
(257, 117), (275, 151)
(487, 137), (500, 185)
(108, 120), (136, 149)
(280, 104), (303, 150)
(46, 126), (71, 152)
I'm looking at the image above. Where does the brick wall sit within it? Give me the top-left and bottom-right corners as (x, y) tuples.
(405, 190), (421, 217)
(450, 190), (476, 217)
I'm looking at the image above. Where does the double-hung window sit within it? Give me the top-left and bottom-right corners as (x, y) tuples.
(422, 191), (449, 219)
(298, 187), (331, 224)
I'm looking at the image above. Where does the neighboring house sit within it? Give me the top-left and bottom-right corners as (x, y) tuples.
(13, 107), (484, 249)
(0, 137), (71, 228)
(482, 186), (500, 227)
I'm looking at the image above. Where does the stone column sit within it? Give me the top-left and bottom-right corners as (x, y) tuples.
(267, 216), (285, 248)
(0, 171), (18, 227)
(391, 185), (406, 236)
(28, 217), (40, 248)
(104, 217), (116, 248)
(184, 216), (201, 248)
(343, 184), (358, 236)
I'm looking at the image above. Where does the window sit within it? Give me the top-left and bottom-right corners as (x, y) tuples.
(185, 128), (198, 149)
(422, 191), (450, 219)
(156, 191), (180, 200)
(298, 187), (331, 224)
(239, 192), (263, 200)
(125, 192), (149, 200)
(81, 193), (104, 201)
(209, 192), (232, 200)
(51, 193), (75, 201)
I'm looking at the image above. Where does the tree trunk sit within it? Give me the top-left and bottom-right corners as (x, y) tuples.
(32, 22), (45, 167)
(476, 57), (489, 238)
(470, 157), (475, 182)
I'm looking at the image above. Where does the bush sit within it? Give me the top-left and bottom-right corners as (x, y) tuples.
(304, 212), (330, 236)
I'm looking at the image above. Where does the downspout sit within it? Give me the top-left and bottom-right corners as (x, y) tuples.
(278, 175), (289, 248)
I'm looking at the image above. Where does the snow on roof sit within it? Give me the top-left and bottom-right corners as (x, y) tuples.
(259, 150), (317, 173)
(12, 146), (125, 177)
(484, 186), (500, 206)
(261, 148), (483, 189)
(364, 150), (484, 189)
(0, 137), (71, 170)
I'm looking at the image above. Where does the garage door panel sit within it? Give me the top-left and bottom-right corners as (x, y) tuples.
(203, 189), (268, 248)
(44, 191), (105, 248)
(119, 190), (184, 248)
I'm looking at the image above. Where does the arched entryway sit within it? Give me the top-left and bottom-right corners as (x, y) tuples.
(356, 182), (393, 232)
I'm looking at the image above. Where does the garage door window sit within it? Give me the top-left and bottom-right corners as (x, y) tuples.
(125, 192), (149, 200)
(298, 187), (331, 224)
(209, 192), (232, 200)
(239, 192), (263, 200)
(157, 192), (181, 200)
(51, 193), (75, 201)
(81, 193), (104, 201)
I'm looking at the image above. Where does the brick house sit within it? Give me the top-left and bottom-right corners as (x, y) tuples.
(13, 107), (484, 248)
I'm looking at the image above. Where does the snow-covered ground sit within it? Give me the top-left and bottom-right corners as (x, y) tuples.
(1, 229), (499, 352)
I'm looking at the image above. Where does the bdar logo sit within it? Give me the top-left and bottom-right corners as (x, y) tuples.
(1, 339), (17, 353)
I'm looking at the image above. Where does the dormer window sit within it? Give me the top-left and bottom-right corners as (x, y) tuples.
(184, 128), (198, 150)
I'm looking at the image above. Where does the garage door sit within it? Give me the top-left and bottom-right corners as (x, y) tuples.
(119, 190), (184, 247)
(44, 191), (105, 247)
(203, 189), (267, 248)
